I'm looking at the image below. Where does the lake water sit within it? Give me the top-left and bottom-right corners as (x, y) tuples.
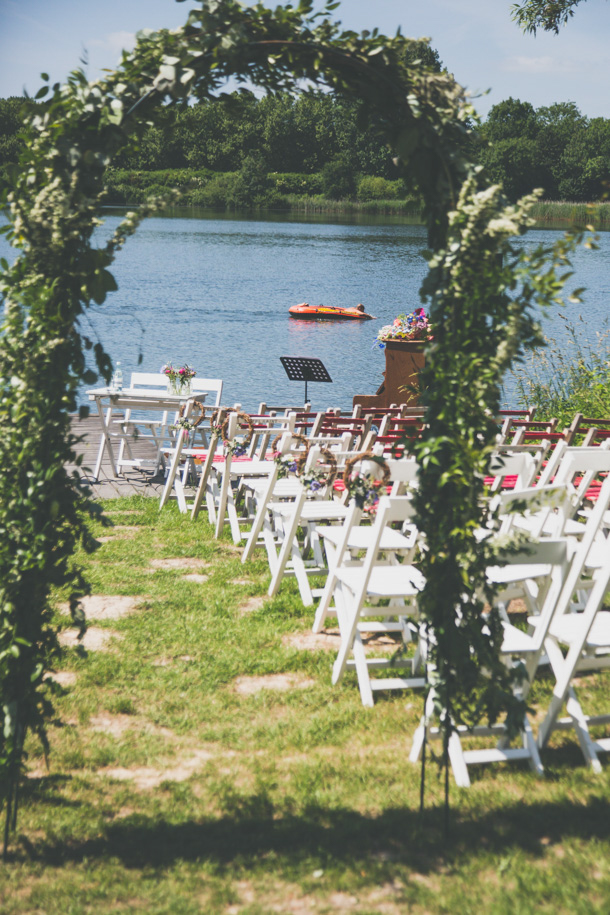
(2, 209), (609, 411)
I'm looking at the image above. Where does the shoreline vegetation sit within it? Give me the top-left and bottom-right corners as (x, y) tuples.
(100, 167), (610, 226)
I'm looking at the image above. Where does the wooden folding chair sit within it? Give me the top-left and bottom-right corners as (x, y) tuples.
(259, 447), (352, 606)
(329, 495), (426, 707)
(312, 456), (420, 633)
(485, 451), (540, 494)
(536, 464), (610, 770)
(316, 415), (373, 451)
(410, 537), (574, 786)
(504, 417), (559, 445)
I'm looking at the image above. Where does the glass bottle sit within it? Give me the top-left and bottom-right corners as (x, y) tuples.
(112, 361), (123, 393)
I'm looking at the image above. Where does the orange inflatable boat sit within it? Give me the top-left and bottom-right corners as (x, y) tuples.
(289, 302), (375, 320)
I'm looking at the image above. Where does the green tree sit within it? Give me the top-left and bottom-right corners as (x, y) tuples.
(483, 97), (539, 142)
(512, 0), (588, 34)
(559, 117), (610, 200)
(230, 150), (270, 206)
(0, 97), (27, 166)
(535, 102), (587, 198)
(481, 136), (547, 200)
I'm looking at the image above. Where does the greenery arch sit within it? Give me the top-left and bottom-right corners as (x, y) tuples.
(0, 0), (580, 849)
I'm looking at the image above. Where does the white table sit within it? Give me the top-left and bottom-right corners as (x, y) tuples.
(87, 387), (205, 481)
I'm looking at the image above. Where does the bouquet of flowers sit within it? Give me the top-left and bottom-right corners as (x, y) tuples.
(374, 307), (432, 348)
(161, 362), (197, 393)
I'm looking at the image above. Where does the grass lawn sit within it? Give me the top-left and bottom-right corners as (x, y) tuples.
(2, 496), (610, 914)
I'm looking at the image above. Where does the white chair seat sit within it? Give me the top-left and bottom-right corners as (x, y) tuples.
(486, 563), (551, 585)
(269, 500), (348, 522)
(548, 610), (610, 649)
(500, 622), (537, 654)
(334, 563), (425, 598)
(317, 524), (414, 553)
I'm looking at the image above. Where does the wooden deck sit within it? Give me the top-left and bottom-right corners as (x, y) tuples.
(70, 413), (168, 499)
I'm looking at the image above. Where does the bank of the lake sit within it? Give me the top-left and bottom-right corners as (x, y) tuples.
(101, 167), (610, 227)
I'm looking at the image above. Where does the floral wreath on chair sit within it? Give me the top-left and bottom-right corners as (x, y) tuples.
(271, 432), (310, 478)
(214, 410), (255, 457)
(341, 452), (391, 513)
(170, 400), (206, 434)
(301, 446), (338, 496)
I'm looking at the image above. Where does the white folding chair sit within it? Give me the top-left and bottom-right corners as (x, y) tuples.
(312, 456), (420, 633)
(114, 371), (174, 474)
(191, 377), (223, 408)
(211, 412), (297, 542)
(536, 465), (610, 770)
(262, 446), (350, 606)
(486, 450), (540, 494)
(329, 495), (427, 707)
(409, 537), (574, 786)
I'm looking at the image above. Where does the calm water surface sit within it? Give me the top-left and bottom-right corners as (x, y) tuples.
(3, 209), (610, 411)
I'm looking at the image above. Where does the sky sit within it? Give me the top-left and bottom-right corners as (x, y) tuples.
(0, 0), (608, 120)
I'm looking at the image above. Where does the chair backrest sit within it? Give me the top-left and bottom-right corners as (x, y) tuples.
(496, 407), (536, 422)
(496, 482), (572, 539)
(258, 401), (311, 414)
(506, 417), (558, 445)
(487, 451), (539, 493)
(489, 538), (572, 654)
(553, 443), (610, 510)
(246, 412), (296, 458)
(190, 377), (223, 407)
(130, 372), (169, 391)
(317, 415), (373, 450)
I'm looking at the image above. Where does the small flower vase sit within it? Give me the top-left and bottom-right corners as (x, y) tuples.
(167, 377), (192, 396)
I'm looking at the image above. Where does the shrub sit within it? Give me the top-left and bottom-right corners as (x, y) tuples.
(357, 175), (406, 200)
(321, 153), (356, 200)
(190, 172), (240, 207)
(270, 172), (324, 195)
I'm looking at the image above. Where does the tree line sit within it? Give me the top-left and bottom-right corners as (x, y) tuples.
(1, 90), (608, 203)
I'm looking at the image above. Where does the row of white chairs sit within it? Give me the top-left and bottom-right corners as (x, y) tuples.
(238, 434), (610, 786)
(160, 407), (610, 785)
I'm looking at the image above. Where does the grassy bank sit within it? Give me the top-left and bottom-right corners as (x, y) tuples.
(98, 167), (610, 226)
(3, 496), (610, 913)
(102, 167), (424, 217)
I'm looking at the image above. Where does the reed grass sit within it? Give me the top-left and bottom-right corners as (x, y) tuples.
(510, 313), (610, 427)
(529, 200), (610, 227)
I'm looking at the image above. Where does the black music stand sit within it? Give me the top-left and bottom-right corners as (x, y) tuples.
(280, 356), (332, 404)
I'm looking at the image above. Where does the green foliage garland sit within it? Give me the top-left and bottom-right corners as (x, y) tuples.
(0, 0), (584, 851)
